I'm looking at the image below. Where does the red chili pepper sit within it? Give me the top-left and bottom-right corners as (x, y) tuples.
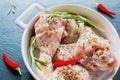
(2, 53), (22, 75)
(94, 2), (116, 15)
(53, 59), (78, 67)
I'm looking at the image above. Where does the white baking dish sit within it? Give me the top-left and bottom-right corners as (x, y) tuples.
(15, 3), (120, 80)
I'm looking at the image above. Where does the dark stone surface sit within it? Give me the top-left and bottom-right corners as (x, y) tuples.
(0, 0), (120, 80)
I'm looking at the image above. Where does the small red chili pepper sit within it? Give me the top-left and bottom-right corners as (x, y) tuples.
(53, 59), (78, 67)
(94, 2), (116, 15)
(2, 53), (22, 75)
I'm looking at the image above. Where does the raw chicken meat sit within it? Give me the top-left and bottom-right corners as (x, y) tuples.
(32, 11), (118, 80)
(36, 53), (53, 80)
(77, 26), (118, 71)
(54, 43), (83, 61)
(34, 14), (66, 80)
(55, 26), (118, 71)
(47, 65), (91, 80)
(34, 14), (66, 57)
(61, 19), (81, 44)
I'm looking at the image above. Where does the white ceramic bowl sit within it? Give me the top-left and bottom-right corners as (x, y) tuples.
(15, 3), (120, 80)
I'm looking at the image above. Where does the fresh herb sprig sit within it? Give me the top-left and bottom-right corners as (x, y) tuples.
(30, 36), (36, 66)
(34, 57), (49, 71)
(35, 62), (42, 71)
(48, 14), (55, 24)
(34, 57), (49, 66)
(7, 3), (16, 15)
(29, 36), (49, 70)
(46, 11), (104, 32)
(45, 11), (76, 15)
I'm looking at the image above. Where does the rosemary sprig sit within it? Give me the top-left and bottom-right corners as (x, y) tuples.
(29, 36), (49, 71)
(48, 15), (55, 24)
(46, 11), (76, 24)
(7, 3), (16, 15)
(45, 11), (77, 15)
(62, 15), (104, 32)
(30, 36), (36, 66)
(35, 62), (42, 71)
(34, 57), (49, 71)
(46, 11), (104, 32)
(34, 57), (49, 66)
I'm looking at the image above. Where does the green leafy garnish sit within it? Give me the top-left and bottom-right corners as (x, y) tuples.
(7, 3), (16, 15)
(30, 36), (36, 66)
(46, 11), (104, 32)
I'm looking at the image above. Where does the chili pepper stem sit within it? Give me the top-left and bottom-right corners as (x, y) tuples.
(93, 2), (99, 6)
(16, 67), (22, 75)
